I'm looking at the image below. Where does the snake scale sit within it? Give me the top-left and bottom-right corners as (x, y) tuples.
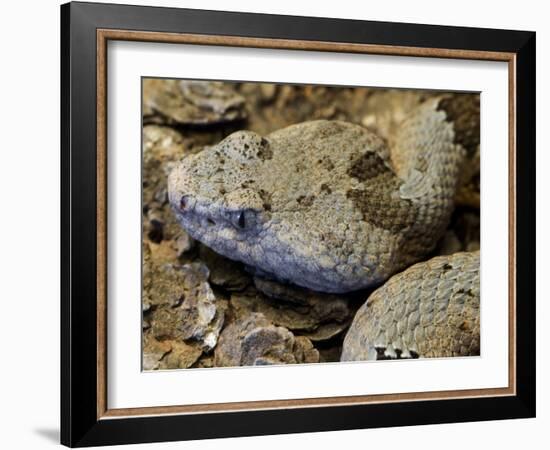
(168, 93), (480, 360)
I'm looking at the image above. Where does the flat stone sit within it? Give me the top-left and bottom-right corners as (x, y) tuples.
(143, 79), (168, 123)
(143, 125), (188, 208)
(147, 240), (178, 265)
(145, 261), (226, 351)
(199, 245), (251, 291)
(174, 231), (195, 256)
(253, 277), (350, 309)
(158, 340), (203, 370)
(190, 353), (216, 369)
(293, 336), (321, 364)
(214, 313), (319, 367)
(143, 125), (189, 166)
(142, 353), (163, 371)
(142, 333), (172, 371)
(245, 278), (353, 340)
(178, 264), (226, 351)
(143, 125), (192, 244)
(142, 332), (202, 370)
(148, 80), (247, 125)
(299, 321), (351, 342)
(231, 286), (351, 342)
(146, 221), (196, 259)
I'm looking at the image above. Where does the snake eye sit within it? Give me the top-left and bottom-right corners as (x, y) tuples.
(237, 211), (246, 228)
(229, 210), (249, 230)
(228, 209), (262, 231)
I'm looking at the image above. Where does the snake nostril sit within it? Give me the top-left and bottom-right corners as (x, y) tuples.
(207, 218), (216, 226)
(180, 196), (188, 211)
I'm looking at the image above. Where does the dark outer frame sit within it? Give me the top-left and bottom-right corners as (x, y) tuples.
(61, 1), (536, 447)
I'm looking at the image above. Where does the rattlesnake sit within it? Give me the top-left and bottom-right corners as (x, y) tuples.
(168, 94), (479, 294)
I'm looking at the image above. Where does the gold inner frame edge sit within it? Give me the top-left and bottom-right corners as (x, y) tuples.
(95, 29), (517, 420)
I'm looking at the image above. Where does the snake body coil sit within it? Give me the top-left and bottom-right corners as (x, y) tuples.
(341, 251), (480, 361)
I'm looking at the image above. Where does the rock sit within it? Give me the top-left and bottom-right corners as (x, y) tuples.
(239, 327), (295, 366)
(293, 336), (321, 364)
(142, 333), (172, 370)
(259, 83), (277, 102)
(254, 277), (346, 308)
(145, 226), (195, 262)
(142, 315), (151, 331)
(143, 125), (189, 166)
(191, 353), (216, 369)
(142, 125), (189, 208)
(148, 80), (247, 125)
(228, 280), (352, 341)
(142, 333), (202, 370)
(178, 263), (226, 351)
(146, 240), (178, 265)
(143, 260), (185, 309)
(174, 231), (195, 256)
(143, 125), (191, 244)
(145, 261), (226, 351)
(143, 79), (169, 124)
(299, 322), (350, 342)
(199, 244), (251, 291)
(158, 340), (203, 370)
(214, 313), (319, 366)
(162, 205), (194, 242)
(252, 278), (352, 340)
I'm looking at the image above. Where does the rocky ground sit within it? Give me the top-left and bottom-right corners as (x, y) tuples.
(141, 79), (480, 370)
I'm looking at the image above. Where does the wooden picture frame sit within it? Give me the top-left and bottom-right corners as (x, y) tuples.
(61, 1), (535, 447)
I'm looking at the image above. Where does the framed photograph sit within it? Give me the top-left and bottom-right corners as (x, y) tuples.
(61, 1), (535, 447)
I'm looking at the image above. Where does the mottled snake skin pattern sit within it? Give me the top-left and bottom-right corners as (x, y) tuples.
(168, 95), (478, 293)
(341, 251), (480, 361)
